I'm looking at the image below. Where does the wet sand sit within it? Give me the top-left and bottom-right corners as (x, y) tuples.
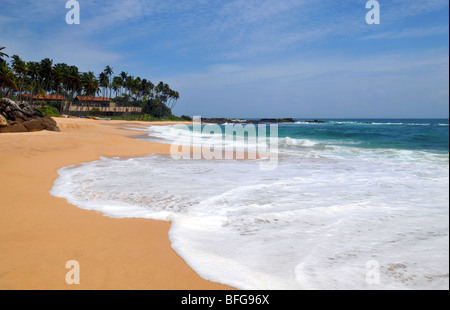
(0, 117), (233, 290)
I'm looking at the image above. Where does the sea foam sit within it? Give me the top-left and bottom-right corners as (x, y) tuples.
(51, 136), (449, 289)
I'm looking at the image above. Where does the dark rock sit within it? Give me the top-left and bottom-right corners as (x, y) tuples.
(41, 116), (60, 132)
(0, 122), (27, 133)
(200, 117), (296, 125)
(0, 98), (60, 133)
(305, 120), (327, 124)
(23, 119), (46, 132)
(260, 118), (295, 123)
(201, 118), (231, 124)
(0, 115), (7, 127)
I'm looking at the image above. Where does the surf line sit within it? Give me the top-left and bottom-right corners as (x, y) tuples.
(170, 116), (279, 171)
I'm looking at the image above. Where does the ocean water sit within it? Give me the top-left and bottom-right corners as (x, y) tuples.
(50, 119), (449, 290)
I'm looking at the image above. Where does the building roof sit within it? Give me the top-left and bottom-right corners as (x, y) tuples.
(75, 96), (111, 102)
(22, 94), (65, 101)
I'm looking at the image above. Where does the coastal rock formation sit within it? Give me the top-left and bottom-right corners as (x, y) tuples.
(0, 98), (60, 133)
(201, 118), (296, 124)
(0, 115), (7, 127)
(305, 120), (327, 124)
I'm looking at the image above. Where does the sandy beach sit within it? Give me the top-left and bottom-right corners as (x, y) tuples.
(0, 117), (233, 290)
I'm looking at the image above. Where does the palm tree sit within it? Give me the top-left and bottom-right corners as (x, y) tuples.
(133, 76), (142, 101)
(25, 61), (40, 104)
(68, 65), (81, 101)
(120, 71), (128, 97)
(167, 89), (180, 110)
(0, 61), (17, 97)
(11, 55), (27, 100)
(111, 76), (122, 98)
(39, 58), (53, 93)
(147, 80), (155, 99)
(103, 65), (113, 99)
(125, 76), (134, 97)
(81, 71), (100, 113)
(53, 63), (72, 112)
(0, 47), (8, 63)
(98, 72), (108, 98)
(155, 81), (164, 98)
(53, 63), (65, 91)
(64, 65), (81, 114)
(0, 48), (181, 117)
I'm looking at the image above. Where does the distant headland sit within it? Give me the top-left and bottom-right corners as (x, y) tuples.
(200, 118), (327, 124)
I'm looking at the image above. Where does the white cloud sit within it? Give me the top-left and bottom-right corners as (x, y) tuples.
(1, 0), (448, 118)
(167, 49), (449, 118)
(167, 49), (449, 89)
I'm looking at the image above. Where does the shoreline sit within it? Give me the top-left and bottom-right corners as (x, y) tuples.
(0, 117), (234, 290)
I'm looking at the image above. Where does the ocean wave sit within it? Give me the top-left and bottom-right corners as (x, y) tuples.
(51, 152), (449, 290)
(139, 124), (449, 163)
(327, 121), (440, 126)
(278, 137), (317, 147)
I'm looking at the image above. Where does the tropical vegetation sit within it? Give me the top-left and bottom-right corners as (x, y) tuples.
(0, 46), (181, 119)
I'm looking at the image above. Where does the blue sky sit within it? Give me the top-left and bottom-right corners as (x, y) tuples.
(1, 0), (448, 118)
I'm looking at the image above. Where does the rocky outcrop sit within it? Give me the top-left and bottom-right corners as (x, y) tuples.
(0, 98), (60, 133)
(0, 115), (7, 127)
(305, 119), (327, 124)
(201, 118), (296, 124)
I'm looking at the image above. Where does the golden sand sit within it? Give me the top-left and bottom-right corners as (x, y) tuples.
(0, 117), (233, 290)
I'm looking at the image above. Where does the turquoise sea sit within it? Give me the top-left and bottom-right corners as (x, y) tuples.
(279, 119), (448, 153)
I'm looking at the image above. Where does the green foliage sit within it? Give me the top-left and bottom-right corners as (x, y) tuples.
(37, 105), (60, 117)
(142, 99), (172, 118)
(140, 114), (160, 121)
(90, 107), (101, 116)
(113, 96), (143, 107)
(49, 100), (61, 111)
(162, 115), (184, 121)
(36, 100), (46, 107)
(180, 115), (192, 121)
(1, 46), (181, 116)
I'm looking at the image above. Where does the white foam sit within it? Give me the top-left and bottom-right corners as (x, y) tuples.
(51, 146), (449, 290)
(279, 137), (317, 147)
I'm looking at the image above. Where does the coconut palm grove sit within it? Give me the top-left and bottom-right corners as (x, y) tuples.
(0, 46), (186, 121)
